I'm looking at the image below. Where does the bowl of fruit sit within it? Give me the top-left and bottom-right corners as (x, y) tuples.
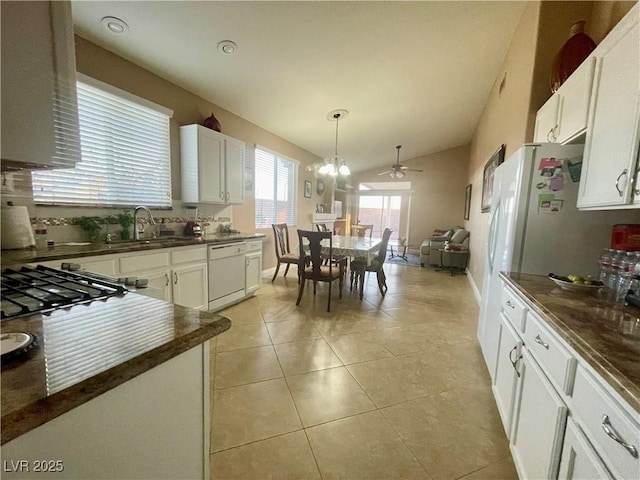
(548, 273), (604, 292)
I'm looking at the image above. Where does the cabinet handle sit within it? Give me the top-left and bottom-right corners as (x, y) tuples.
(174, 272), (178, 285)
(546, 128), (554, 143)
(534, 334), (549, 349)
(505, 300), (515, 309)
(165, 273), (169, 286)
(226, 191), (230, 201)
(601, 415), (638, 458)
(615, 169), (628, 197)
(509, 345), (522, 377)
(552, 124), (559, 142)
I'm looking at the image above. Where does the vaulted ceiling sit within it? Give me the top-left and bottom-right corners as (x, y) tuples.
(72, 1), (527, 173)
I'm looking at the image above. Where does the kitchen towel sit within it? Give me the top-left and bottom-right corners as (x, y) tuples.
(1, 205), (35, 249)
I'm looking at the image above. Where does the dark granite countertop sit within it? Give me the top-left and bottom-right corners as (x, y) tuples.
(500, 272), (639, 413)
(0, 233), (266, 268)
(1, 293), (231, 445)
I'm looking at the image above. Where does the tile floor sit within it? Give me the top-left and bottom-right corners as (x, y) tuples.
(211, 262), (518, 479)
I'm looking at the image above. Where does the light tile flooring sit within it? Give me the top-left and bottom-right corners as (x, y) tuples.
(211, 263), (518, 479)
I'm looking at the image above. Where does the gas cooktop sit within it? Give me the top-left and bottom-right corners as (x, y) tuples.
(1, 265), (128, 320)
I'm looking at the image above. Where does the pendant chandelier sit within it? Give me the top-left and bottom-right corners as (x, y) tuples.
(318, 109), (350, 176)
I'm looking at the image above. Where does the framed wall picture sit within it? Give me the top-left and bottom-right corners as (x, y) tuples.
(316, 179), (325, 196)
(304, 180), (312, 198)
(464, 184), (472, 220)
(481, 144), (506, 213)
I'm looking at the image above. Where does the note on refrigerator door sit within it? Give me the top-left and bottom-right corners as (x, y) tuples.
(539, 194), (564, 214)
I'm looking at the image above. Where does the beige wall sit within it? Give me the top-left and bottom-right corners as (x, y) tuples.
(72, 37), (324, 270)
(352, 145), (470, 250)
(465, 1), (541, 292)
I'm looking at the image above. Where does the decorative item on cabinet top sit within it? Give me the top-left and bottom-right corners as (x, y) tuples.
(203, 112), (221, 132)
(550, 20), (596, 93)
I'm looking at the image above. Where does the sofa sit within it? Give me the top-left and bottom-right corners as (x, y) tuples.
(420, 228), (470, 268)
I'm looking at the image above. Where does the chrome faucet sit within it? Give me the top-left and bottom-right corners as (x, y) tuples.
(105, 214), (118, 243)
(133, 206), (156, 240)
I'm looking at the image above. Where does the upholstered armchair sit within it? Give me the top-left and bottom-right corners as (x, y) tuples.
(420, 228), (470, 268)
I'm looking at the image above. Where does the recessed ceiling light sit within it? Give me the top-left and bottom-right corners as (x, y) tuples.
(102, 16), (129, 35)
(217, 40), (238, 55)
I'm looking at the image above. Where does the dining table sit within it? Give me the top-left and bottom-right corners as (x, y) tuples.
(320, 235), (382, 265)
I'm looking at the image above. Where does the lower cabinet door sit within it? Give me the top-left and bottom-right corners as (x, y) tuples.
(511, 349), (568, 480)
(493, 314), (522, 438)
(558, 417), (613, 480)
(245, 252), (262, 294)
(142, 269), (173, 302)
(172, 263), (208, 310)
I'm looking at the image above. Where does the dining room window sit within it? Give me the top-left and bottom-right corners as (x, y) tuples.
(31, 73), (173, 207)
(254, 145), (298, 228)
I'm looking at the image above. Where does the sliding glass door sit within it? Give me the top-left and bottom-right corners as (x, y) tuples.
(357, 195), (401, 240)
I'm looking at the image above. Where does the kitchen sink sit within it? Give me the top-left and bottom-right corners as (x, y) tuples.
(103, 237), (197, 249)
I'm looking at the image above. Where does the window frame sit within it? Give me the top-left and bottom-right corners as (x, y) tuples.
(31, 73), (174, 208)
(253, 145), (299, 229)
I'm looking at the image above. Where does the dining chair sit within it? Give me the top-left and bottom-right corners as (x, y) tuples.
(296, 230), (347, 312)
(271, 223), (300, 283)
(351, 224), (373, 239)
(350, 228), (393, 300)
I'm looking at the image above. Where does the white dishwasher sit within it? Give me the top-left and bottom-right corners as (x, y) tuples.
(208, 241), (246, 311)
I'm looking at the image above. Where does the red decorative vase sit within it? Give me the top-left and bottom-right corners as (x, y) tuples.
(550, 20), (596, 93)
(203, 112), (221, 132)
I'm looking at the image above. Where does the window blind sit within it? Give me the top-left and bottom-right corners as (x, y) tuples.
(254, 146), (298, 228)
(32, 75), (173, 207)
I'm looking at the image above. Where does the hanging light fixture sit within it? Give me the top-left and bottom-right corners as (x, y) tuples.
(319, 109), (350, 176)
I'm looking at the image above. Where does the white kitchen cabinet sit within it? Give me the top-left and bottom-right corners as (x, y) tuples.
(558, 417), (613, 480)
(180, 124), (245, 205)
(493, 314), (522, 438)
(533, 58), (594, 145)
(0, 1), (80, 169)
(578, 7), (640, 209)
(510, 348), (568, 480)
(1, 344), (211, 480)
(245, 240), (263, 295)
(172, 263), (208, 310)
(534, 95), (560, 143)
(170, 246), (208, 310)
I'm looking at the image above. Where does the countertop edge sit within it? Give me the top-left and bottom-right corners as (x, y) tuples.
(0, 316), (231, 445)
(499, 272), (639, 413)
(1, 233), (266, 268)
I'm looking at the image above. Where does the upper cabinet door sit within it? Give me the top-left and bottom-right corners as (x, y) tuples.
(0, 1), (80, 170)
(578, 12), (640, 209)
(224, 137), (245, 205)
(555, 58), (595, 144)
(534, 96), (559, 143)
(198, 129), (225, 204)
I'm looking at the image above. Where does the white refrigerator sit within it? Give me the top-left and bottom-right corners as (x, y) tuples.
(477, 143), (640, 377)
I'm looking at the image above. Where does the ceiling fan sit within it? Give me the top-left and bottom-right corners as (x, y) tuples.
(378, 145), (423, 178)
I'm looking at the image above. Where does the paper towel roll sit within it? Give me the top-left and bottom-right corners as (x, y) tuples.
(1, 205), (35, 249)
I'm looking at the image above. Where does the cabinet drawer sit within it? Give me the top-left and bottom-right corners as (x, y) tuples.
(245, 240), (262, 252)
(119, 251), (170, 274)
(524, 312), (575, 395)
(571, 365), (639, 480)
(501, 286), (527, 332)
(171, 246), (207, 265)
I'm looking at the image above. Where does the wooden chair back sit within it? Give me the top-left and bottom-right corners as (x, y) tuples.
(351, 224), (373, 239)
(298, 230), (333, 276)
(272, 223), (291, 260)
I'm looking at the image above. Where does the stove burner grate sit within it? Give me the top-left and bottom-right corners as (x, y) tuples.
(1, 265), (127, 320)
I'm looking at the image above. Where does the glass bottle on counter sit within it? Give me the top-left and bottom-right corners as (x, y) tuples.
(597, 248), (614, 283)
(34, 219), (48, 250)
(615, 256), (634, 304)
(607, 250), (626, 291)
